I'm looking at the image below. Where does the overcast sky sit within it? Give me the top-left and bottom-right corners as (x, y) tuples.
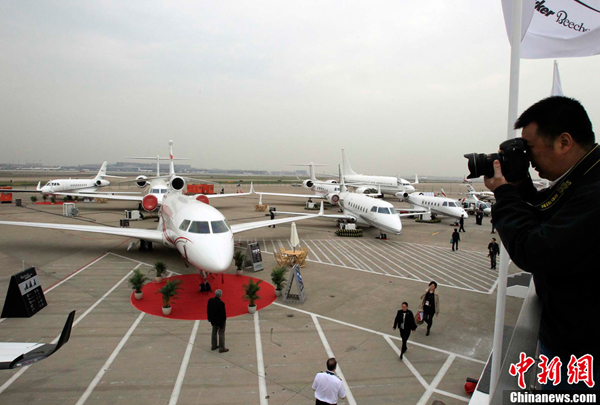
(1, 1), (599, 177)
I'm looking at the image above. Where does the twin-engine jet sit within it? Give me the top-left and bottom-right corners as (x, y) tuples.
(0, 142), (324, 290)
(397, 191), (469, 220)
(342, 149), (416, 196)
(10, 162), (125, 195)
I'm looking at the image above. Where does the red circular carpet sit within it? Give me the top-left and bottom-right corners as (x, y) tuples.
(131, 274), (276, 320)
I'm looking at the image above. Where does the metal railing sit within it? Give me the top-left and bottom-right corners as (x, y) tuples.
(490, 278), (542, 403)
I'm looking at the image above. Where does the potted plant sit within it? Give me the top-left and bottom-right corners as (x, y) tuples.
(42, 194), (48, 202)
(30, 195), (37, 203)
(152, 260), (167, 283)
(270, 266), (287, 297)
(50, 196), (56, 204)
(128, 269), (150, 300)
(242, 279), (262, 314)
(158, 279), (182, 315)
(233, 251), (245, 276)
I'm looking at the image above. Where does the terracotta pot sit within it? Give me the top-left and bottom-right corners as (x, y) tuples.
(134, 291), (143, 300)
(155, 276), (163, 283)
(248, 305), (257, 314)
(162, 306), (172, 315)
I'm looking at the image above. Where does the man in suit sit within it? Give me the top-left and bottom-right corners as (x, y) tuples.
(451, 228), (460, 251)
(207, 289), (228, 353)
(393, 302), (417, 360)
(459, 214), (466, 232)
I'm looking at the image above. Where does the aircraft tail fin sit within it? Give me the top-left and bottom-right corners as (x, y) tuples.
(95, 162), (108, 179)
(341, 149), (358, 176)
(414, 174), (419, 184)
(441, 188), (447, 198)
(169, 140), (175, 177)
(36, 181), (41, 191)
(308, 163), (317, 182)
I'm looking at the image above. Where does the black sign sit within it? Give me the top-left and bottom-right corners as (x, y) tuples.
(245, 242), (264, 272)
(1, 267), (47, 318)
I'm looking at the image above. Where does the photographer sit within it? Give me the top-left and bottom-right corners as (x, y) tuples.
(484, 96), (600, 389)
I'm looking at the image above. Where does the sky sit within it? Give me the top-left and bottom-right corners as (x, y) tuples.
(1, 1), (599, 177)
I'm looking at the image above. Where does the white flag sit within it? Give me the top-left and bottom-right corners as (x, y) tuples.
(502, 0), (600, 59)
(551, 60), (564, 95)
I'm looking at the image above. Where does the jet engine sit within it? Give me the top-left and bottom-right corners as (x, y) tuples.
(170, 176), (186, 191)
(95, 179), (109, 187)
(326, 193), (340, 205)
(141, 194), (159, 212)
(354, 187), (377, 194)
(325, 180), (338, 184)
(135, 175), (148, 188)
(303, 179), (314, 189)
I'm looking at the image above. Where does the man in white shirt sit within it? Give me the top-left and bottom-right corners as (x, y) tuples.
(312, 358), (346, 405)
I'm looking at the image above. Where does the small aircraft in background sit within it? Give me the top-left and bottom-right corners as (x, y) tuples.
(342, 149), (416, 196)
(10, 162), (126, 195)
(397, 191), (469, 220)
(463, 183), (495, 202)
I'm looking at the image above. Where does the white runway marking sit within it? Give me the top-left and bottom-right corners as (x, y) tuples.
(76, 312), (146, 405)
(169, 320), (200, 405)
(416, 354), (456, 405)
(311, 315), (357, 405)
(45, 253), (110, 293)
(258, 239), (497, 293)
(384, 335), (429, 389)
(254, 312), (269, 405)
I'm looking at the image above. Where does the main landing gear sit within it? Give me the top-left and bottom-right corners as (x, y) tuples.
(139, 240), (153, 251)
(376, 231), (388, 240)
(198, 270), (212, 292)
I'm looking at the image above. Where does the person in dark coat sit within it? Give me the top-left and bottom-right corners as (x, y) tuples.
(419, 281), (440, 336)
(459, 214), (465, 232)
(451, 228), (460, 251)
(269, 209), (276, 228)
(487, 238), (500, 269)
(207, 289), (228, 353)
(485, 96), (600, 389)
(393, 302), (417, 360)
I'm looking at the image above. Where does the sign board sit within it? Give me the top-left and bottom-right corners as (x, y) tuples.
(1, 267), (48, 318)
(283, 264), (306, 304)
(245, 242), (264, 272)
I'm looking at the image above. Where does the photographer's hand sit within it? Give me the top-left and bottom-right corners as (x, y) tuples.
(484, 160), (508, 192)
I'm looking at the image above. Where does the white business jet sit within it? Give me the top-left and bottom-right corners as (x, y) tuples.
(52, 142), (251, 212)
(463, 183), (495, 202)
(397, 191), (469, 220)
(342, 149), (416, 196)
(0, 144), (324, 290)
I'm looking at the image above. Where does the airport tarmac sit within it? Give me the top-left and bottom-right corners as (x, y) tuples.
(0, 183), (524, 405)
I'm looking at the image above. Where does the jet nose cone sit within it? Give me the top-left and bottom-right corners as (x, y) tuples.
(186, 236), (233, 274)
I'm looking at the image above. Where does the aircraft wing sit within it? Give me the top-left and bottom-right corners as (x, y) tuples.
(271, 209), (354, 220)
(254, 191), (326, 199)
(230, 202), (325, 234)
(0, 311), (75, 370)
(50, 192), (144, 202)
(206, 183), (254, 199)
(0, 221), (164, 243)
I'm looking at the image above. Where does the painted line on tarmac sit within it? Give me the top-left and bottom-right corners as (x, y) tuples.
(384, 335), (429, 389)
(326, 239), (373, 273)
(416, 354), (456, 405)
(275, 303), (486, 364)
(311, 314), (357, 405)
(169, 320), (200, 405)
(254, 312), (269, 405)
(44, 253), (110, 294)
(75, 311), (146, 405)
(307, 238), (333, 264)
(0, 261), (142, 396)
(300, 238), (321, 262)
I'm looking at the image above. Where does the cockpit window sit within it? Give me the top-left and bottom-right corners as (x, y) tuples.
(378, 207), (390, 214)
(211, 220), (229, 234)
(371, 206), (377, 212)
(188, 221), (210, 234)
(162, 189), (167, 193)
(448, 202), (457, 207)
(179, 219), (191, 231)
(389, 208), (397, 214)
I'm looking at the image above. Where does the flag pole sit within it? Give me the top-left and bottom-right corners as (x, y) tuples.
(490, 0), (522, 399)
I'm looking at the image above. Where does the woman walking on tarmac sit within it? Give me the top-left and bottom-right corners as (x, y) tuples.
(419, 281), (440, 336)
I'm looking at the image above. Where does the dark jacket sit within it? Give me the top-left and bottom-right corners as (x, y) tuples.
(393, 310), (417, 331)
(492, 144), (600, 358)
(207, 296), (226, 327)
(488, 242), (500, 256)
(452, 230), (460, 242)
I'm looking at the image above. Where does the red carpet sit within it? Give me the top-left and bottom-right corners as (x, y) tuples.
(130, 274), (276, 320)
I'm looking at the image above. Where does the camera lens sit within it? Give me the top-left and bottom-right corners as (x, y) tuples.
(464, 153), (488, 179)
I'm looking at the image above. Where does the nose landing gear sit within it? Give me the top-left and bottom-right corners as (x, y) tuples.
(198, 270), (212, 292)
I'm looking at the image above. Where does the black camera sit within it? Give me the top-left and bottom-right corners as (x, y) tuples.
(464, 138), (530, 182)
